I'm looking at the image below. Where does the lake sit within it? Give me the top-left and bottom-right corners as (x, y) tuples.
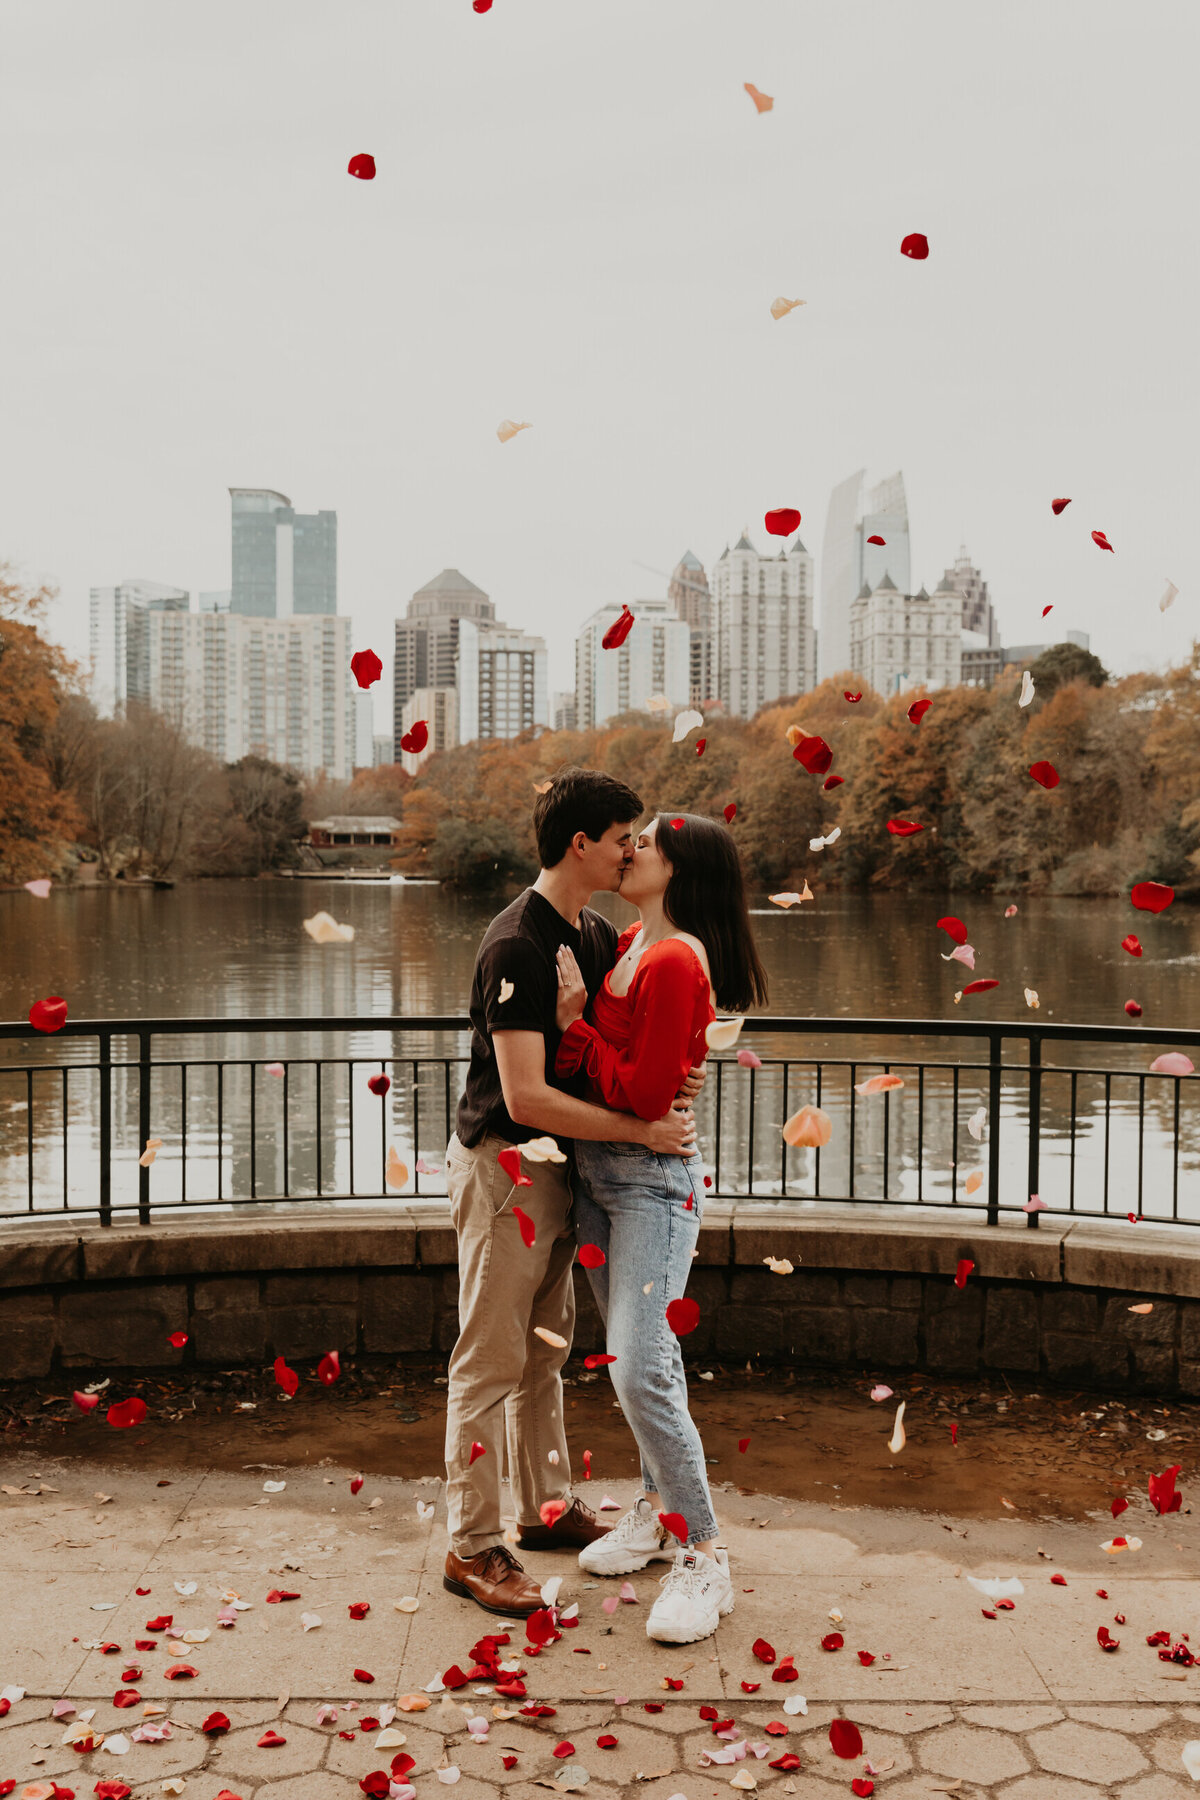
(1, 880), (1197, 1221)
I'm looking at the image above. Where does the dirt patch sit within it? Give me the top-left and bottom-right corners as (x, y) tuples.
(2, 1361), (1192, 1527)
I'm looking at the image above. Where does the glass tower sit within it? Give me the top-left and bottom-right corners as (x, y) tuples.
(229, 489), (337, 617)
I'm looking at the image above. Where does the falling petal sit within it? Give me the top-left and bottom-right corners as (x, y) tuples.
(601, 605), (635, 649)
(1160, 580), (1179, 613)
(665, 1297), (701, 1336)
(672, 708), (704, 743)
(764, 508), (802, 537)
(1029, 761), (1059, 789)
(533, 1326), (568, 1349)
(1122, 934), (1143, 957)
(351, 649), (383, 689)
(303, 911), (354, 944)
(706, 1017), (745, 1051)
(907, 697), (931, 724)
(744, 82), (773, 112)
(762, 1257), (794, 1275)
(1019, 670), (1035, 707)
(512, 1206), (536, 1248)
(770, 296), (805, 319)
(965, 1171), (984, 1195)
(23, 878), (52, 898)
(399, 719), (428, 754)
(955, 1258), (975, 1287)
(886, 819), (924, 836)
(1005, 904), (1018, 917)
(868, 535), (887, 547)
(1151, 1052), (1194, 1075)
(941, 943), (976, 970)
(1051, 497), (1072, 515)
(1043, 604), (1054, 616)
(724, 803), (737, 823)
(967, 1107), (987, 1141)
(887, 1401), (906, 1454)
(496, 420), (532, 443)
(578, 1244), (606, 1269)
(769, 886), (813, 908)
(854, 1073), (905, 1096)
(347, 153), (376, 180)
(737, 1048), (763, 1069)
(937, 915), (969, 944)
(900, 233), (929, 259)
(1125, 999), (1143, 1017)
(385, 1149), (408, 1189)
(959, 978), (1000, 996)
(28, 995), (68, 1033)
(793, 733), (833, 774)
(498, 1145), (533, 1187)
(1024, 988), (1040, 1009)
(843, 690), (862, 702)
(1092, 529), (1115, 553)
(1131, 881), (1175, 913)
(782, 1103), (832, 1147)
(870, 1385), (893, 1402)
(523, 1135), (567, 1162)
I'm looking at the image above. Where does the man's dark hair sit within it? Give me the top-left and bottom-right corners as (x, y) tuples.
(533, 766), (643, 869)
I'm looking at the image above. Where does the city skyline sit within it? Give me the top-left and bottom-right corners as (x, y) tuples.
(0, 0), (1192, 716)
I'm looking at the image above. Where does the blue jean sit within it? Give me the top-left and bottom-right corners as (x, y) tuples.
(571, 1139), (718, 1546)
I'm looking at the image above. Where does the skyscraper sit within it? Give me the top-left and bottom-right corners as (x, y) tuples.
(710, 530), (816, 720)
(942, 546), (998, 645)
(88, 580), (190, 716)
(393, 569), (496, 752)
(229, 488), (337, 618)
(819, 470), (911, 680)
(668, 550), (714, 706)
(458, 618), (548, 744)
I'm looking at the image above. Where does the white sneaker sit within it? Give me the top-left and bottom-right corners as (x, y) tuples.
(646, 1547), (735, 1645)
(578, 1495), (676, 1576)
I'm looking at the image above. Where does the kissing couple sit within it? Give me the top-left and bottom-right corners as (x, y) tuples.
(441, 766), (767, 1646)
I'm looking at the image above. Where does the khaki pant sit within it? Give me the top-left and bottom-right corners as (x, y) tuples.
(443, 1130), (575, 1556)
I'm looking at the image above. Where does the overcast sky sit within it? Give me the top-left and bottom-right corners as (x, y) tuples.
(1, 0), (1195, 714)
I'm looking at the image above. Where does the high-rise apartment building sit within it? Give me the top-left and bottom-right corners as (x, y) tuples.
(399, 687), (459, 773)
(145, 609), (355, 777)
(819, 470), (911, 679)
(710, 531), (816, 720)
(229, 488), (337, 618)
(942, 546), (998, 645)
(552, 691), (578, 733)
(668, 550), (714, 706)
(89, 580), (190, 716)
(393, 569), (496, 750)
(458, 618), (548, 744)
(575, 598), (691, 730)
(848, 576), (962, 698)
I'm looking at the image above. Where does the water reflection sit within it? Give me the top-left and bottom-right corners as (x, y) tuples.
(1, 880), (1197, 1222)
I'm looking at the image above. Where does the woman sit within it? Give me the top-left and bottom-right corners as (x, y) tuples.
(552, 810), (768, 1645)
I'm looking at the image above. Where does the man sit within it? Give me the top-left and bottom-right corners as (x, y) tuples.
(442, 767), (700, 1619)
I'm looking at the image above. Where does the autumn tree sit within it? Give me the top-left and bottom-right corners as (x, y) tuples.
(0, 565), (86, 884)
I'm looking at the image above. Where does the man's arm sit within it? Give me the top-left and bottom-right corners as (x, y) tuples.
(494, 1032), (697, 1156)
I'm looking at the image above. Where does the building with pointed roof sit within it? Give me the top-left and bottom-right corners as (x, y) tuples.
(668, 550), (714, 705)
(940, 547), (999, 646)
(819, 470), (912, 679)
(848, 575), (962, 699)
(709, 529), (816, 720)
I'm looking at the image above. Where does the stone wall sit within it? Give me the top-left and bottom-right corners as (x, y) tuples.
(2, 1204), (1199, 1394)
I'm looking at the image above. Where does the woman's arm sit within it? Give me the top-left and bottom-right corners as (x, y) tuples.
(555, 939), (710, 1120)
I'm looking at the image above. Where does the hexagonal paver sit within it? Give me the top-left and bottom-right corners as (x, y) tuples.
(544, 1721), (679, 1786)
(250, 1778), (365, 1800)
(846, 1703), (955, 1734)
(918, 1723), (1031, 1784)
(962, 1705), (1065, 1731)
(1069, 1707), (1173, 1733)
(211, 1719), (329, 1780)
(326, 1720), (447, 1778)
(1118, 1778), (1200, 1800)
(626, 1703), (706, 1734)
(998, 1781), (1106, 1800)
(1152, 1734), (1200, 1777)
(801, 1725), (914, 1783)
(1029, 1720), (1149, 1783)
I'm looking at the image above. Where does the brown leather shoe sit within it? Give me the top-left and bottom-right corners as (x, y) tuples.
(515, 1496), (611, 1552)
(443, 1544), (545, 1618)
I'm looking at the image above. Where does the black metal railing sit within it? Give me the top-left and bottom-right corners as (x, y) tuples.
(0, 1014), (1196, 1229)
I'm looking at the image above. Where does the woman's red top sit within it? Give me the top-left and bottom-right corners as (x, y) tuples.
(554, 924), (715, 1121)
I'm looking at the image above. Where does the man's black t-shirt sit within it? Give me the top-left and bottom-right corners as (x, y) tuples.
(455, 887), (619, 1149)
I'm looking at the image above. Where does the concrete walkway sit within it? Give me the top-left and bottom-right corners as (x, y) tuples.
(0, 1452), (1198, 1799)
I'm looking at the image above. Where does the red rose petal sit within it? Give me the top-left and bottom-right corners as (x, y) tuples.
(348, 1602), (370, 1620)
(163, 1664), (197, 1680)
(539, 1499), (568, 1528)
(867, 534), (886, 546)
(596, 1734), (618, 1748)
(665, 1297), (700, 1336)
(578, 1244), (606, 1269)
(399, 719), (429, 755)
(29, 995), (68, 1033)
(350, 1475), (364, 1495)
(1050, 1574), (1067, 1586)
(1125, 1000), (1142, 1017)
(699, 1706), (719, 1720)
(1131, 881), (1175, 913)
(764, 507), (802, 537)
(111, 1690), (140, 1709)
(469, 1440), (485, 1464)
(823, 774), (845, 790)
(857, 1650), (875, 1666)
(1111, 1497), (1128, 1517)
(950, 1421), (959, 1445)
(348, 153), (376, 180)
(937, 915), (969, 944)
(1149, 1464), (1183, 1515)
(740, 1681), (760, 1692)
(512, 1204), (536, 1248)
(73, 1391), (100, 1412)
(1029, 760), (1059, 789)
(852, 1782), (875, 1798)
(739, 1437), (750, 1453)
(582, 1450), (592, 1477)
(119, 1667), (142, 1683)
(887, 819), (924, 836)
(1043, 604), (1054, 616)
(830, 1717), (864, 1758)
(360, 1775), (390, 1799)
(366, 1073), (391, 1097)
(551, 1742), (575, 1759)
(764, 1721), (788, 1737)
(350, 649), (383, 689)
(584, 1353), (616, 1368)
(844, 690), (862, 702)
(724, 803), (737, 823)
(1051, 497), (1072, 515)
(658, 1511), (688, 1542)
(1092, 529), (1114, 552)
(995, 1599), (1015, 1610)
(695, 738), (706, 755)
(498, 1145), (533, 1188)
(274, 1356), (299, 1397)
(317, 1350), (341, 1385)
(907, 697), (931, 724)
(1122, 934), (1143, 957)
(955, 1259), (974, 1289)
(257, 1731), (286, 1748)
(770, 1754), (803, 1772)
(821, 1632), (844, 1652)
(663, 1678), (684, 1691)
(525, 1608), (558, 1647)
(1097, 1626), (1120, 1651)
(601, 606), (635, 649)
(793, 733), (833, 775)
(106, 1397), (147, 1429)
(202, 1713), (231, 1735)
(167, 1331), (188, 1349)
(900, 232), (929, 259)
(145, 1616), (173, 1632)
(353, 1668), (375, 1683)
(751, 1637), (776, 1663)
(473, 0), (494, 11)
(501, 1756), (517, 1771)
(961, 978), (999, 995)
(98, 1642), (121, 1654)
(643, 1703), (663, 1713)
(265, 1590), (300, 1603)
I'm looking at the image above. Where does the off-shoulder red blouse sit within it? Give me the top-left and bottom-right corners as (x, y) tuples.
(554, 924), (715, 1121)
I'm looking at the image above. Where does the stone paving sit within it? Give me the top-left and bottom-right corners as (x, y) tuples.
(1, 1451), (1199, 1799)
